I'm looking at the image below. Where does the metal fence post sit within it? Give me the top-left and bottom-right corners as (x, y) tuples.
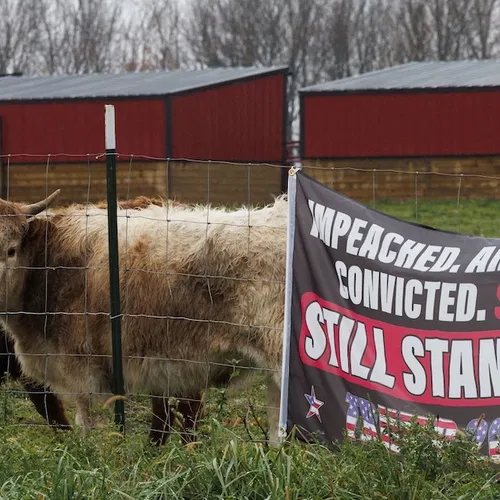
(104, 104), (126, 432)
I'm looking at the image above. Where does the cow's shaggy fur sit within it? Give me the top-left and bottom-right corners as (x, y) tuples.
(0, 192), (287, 444)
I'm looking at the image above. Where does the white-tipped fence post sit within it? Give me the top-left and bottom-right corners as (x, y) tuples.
(104, 104), (126, 432)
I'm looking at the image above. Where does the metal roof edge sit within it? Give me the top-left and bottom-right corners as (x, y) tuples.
(299, 85), (500, 97)
(167, 65), (289, 96)
(299, 60), (500, 93)
(0, 65), (290, 102)
(299, 62), (423, 93)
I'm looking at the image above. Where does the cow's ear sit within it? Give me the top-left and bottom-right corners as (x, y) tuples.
(21, 190), (60, 217)
(20, 217), (48, 253)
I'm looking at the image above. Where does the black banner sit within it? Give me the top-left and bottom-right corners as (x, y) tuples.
(285, 170), (500, 457)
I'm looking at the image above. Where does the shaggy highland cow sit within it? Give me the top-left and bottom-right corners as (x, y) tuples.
(0, 190), (287, 444)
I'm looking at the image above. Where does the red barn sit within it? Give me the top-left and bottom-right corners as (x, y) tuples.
(0, 66), (288, 205)
(300, 61), (500, 200)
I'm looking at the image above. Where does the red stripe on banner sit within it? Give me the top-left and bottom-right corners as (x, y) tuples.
(363, 429), (378, 439)
(346, 417), (357, 440)
(435, 419), (457, 430)
(299, 292), (500, 407)
(380, 408), (455, 431)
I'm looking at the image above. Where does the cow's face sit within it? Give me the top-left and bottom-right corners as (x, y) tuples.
(0, 191), (60, 309)
(0, 202), (28, 282)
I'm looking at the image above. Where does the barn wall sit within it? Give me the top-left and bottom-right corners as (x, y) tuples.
(4, 160), (283, 207)
(0, 99), (166, 163)
(304, 157), (500, 202)
(302, 90), (500, 158)
(171, 72), (286, 162)
(169, 161), (282, 205)
(5, 161), (168, 205)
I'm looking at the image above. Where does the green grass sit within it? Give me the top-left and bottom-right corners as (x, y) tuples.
(374, 198), (500, 237)
(1, 198), (500, 498)
(0, 394), (499, 499)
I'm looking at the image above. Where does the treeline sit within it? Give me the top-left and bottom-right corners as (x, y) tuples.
(1, 0), (499, 123)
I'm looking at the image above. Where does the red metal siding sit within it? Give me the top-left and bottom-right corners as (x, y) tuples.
(171, 73), (285, 162)
(303, 91), (500, 158)
(0, 99), (165, 163)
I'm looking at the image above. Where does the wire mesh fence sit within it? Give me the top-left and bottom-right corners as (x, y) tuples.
(0, 150), (289, 447)
(1, 146), (500, 447)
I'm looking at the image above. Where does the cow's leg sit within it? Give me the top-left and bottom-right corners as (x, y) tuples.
(267, 377), (281, 447)
(177, 395), (203, 444)
(149, 395), (171, 446)
(1, 335), (71, 430)
(23, 381), (71, 429)
(149, 394), (203, 445)
(75, 394), (93, 435)
(176, 370), (236, 443)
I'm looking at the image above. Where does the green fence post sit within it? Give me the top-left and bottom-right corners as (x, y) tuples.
(104, 104), (126, 432)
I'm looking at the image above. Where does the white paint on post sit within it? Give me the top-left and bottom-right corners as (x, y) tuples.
(278, 168), (299, 441)
(105, 104), (116, 150)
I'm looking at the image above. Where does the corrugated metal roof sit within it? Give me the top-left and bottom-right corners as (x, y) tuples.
(0, 66), (288, 101)
(301, 60), (500, 93)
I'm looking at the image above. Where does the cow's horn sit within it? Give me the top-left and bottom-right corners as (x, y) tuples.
(21, 189), (61, 216)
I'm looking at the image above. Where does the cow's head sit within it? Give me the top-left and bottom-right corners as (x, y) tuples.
(0, 190), (60, 309)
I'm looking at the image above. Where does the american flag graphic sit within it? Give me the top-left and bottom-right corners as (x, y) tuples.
(378, 407), (457, 452)
(359, 398), (378, 442)
(345, 393), (460, 450)
(466, 418), (488, 447)
(488, 418), (500, 459)
(345, 392), (358, 440)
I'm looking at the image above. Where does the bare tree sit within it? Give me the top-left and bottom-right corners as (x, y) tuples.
(37, 0), (124, 75)
(0, 0), (41, 75)
(309, 1), (399, 80)
(185, 0), (288, 68)
(321, 0), (357, 80)
(185, 0), (224, 67)
(428, 0), (470, 60)
(463, 0), (500, 58)
(363, 0), (403, 70)
(121, 0), (185, 72)
(396, 0), (433, 61)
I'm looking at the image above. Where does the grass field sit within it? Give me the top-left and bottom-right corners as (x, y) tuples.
(375, 198), (500, 237)
(1, 198), (500, 499)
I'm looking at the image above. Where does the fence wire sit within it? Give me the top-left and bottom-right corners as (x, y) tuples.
(0, 153), (499, 446)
